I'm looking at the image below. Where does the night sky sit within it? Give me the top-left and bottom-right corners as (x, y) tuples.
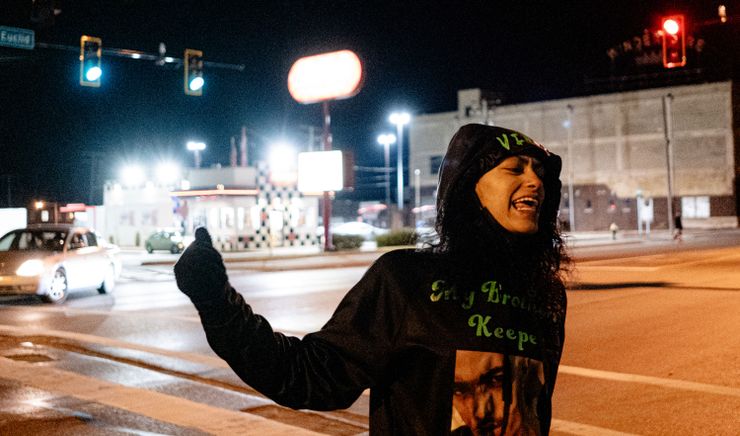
(0, 0), (731, 207)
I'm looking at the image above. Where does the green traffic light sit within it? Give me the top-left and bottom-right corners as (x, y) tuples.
(85, 66), (102, 82)
(189, 76), (204, 91)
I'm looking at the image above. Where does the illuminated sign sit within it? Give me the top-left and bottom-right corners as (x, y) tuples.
(297, 151), (344, 192)
(288, 50), (363, 104)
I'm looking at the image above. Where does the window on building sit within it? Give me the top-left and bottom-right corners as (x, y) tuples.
(221, 207), (234, 229)
(209, 208), (219, 229)
(250, 205), (261, 230)
(430, 155), (444, 175)
(237, 207), (245, 231)
(681, 196), (710, 218)
(622, 198), (632, 213)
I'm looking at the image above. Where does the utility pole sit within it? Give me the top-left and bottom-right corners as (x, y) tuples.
(662, 94), (676, 234)
(566, 105), (576, 232)
(414, 169), (421, 211)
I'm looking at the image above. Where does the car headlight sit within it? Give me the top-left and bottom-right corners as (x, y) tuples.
(16, 259), (45, 277)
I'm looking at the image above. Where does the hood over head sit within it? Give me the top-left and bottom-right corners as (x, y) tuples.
(435, 124), (562, 241)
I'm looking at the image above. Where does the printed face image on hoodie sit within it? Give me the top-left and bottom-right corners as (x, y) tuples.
(450, 350), (545, 436)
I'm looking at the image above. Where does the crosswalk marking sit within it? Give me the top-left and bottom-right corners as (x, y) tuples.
(0, 356), (326, 435)
(551, 419), (641, 436)
(0, 324), (228, 368)
(6, 323), (738, 434)
(559, 365), (740, 398)
(5, 323), (740, 400)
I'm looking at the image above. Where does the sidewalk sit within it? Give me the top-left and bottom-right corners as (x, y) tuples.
(134, 229), (716, 272)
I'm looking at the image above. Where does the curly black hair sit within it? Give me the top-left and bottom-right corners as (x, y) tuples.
(426, 124), (570, 323)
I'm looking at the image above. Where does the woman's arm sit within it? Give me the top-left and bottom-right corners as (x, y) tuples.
(175, 229), (403, 410)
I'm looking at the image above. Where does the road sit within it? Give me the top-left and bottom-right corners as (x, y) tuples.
(0, 230), (739, 435)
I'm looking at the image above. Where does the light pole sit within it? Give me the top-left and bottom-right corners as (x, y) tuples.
(389, 111), (410, 210)
(377, 133), (396, 210)
(414, 168), (421, 211)
(566, 105), (575, 232)
(662, 93), (676, 234)
(186, 141), (206, 168)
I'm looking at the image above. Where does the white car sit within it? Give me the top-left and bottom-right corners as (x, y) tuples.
(331, 221), (389, 240)
(0, 224), (121, 303)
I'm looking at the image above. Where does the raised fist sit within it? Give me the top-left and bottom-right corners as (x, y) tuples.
(174, 227), (228, 303)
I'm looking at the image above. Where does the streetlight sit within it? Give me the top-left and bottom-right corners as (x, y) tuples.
(187, 141), (206, 168)
(389, 111), (411, 210)
(268, 142), (298, 186)
(376, 133), (396, 209)
(155, 162), (180, 187)
(120, 165), (145, 187)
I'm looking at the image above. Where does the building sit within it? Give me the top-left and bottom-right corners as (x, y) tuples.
(409, 82), (739, 231)
(103, 162), (320, 250)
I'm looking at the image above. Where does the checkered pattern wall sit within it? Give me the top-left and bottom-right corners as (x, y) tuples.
(213, 162), (319, 251)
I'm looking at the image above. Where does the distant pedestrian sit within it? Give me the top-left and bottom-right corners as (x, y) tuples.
(174, 124), (569, 435)
(609, 222), (619, 240)
(674, 213), (683, 241)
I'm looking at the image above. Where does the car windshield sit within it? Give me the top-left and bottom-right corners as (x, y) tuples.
(0, 230), (67, 252)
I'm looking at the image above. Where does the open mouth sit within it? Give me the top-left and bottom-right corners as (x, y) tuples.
(512, 196), (540, 212)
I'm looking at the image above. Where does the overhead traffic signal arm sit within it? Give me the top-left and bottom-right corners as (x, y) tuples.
(79, 35), (102, 87)
(661, 15), (686, 68)
(184, 48), (204, 96)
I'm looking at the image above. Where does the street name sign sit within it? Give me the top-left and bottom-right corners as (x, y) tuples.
(0, 26), (35, 50)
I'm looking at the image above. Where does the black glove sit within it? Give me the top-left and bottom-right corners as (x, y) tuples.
(174, 227), (229, 303)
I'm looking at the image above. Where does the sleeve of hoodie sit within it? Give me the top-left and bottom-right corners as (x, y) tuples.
(537, 283), (567, 434)
(192, 251), (408, 410)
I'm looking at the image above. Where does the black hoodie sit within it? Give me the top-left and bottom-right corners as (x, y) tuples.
(184, 124), (567, 435)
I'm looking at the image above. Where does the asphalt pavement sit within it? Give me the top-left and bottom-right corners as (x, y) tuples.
(2, 227), (739, 434)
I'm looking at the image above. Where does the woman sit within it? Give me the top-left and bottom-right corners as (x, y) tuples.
(175, 124), (568, 435)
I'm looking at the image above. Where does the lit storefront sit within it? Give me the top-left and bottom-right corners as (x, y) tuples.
(103, 162), (320, 250)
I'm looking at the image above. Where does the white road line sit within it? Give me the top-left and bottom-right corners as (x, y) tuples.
(574, 265), (659, 272)
(0, 324), (229, 368)
(576, 251), (740, 273)
(656, 252), (740, 270)
(5, 324), (740, 400)
(551, 419), (641, 436)
(0, 356), (325, 436)
(1, 305), (199, 322)
(559, 365), (740, 398)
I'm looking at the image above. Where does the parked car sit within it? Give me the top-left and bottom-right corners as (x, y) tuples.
(145, 229), (186, 254)
(0, 224), (121, 303)
(331, 221), (389, 240)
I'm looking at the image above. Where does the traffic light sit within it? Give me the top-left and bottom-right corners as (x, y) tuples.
(661, 15), (686, 68)
(184, 49), (204, 96)
(79, 35), (102, 87)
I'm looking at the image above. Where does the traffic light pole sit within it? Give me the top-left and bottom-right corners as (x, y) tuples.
(662, 93), (675, 234)
(35, 41), (245, 71)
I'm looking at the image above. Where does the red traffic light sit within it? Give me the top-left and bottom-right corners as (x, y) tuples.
(662, 18), (680, 35)
(661, 15), (686, 68)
